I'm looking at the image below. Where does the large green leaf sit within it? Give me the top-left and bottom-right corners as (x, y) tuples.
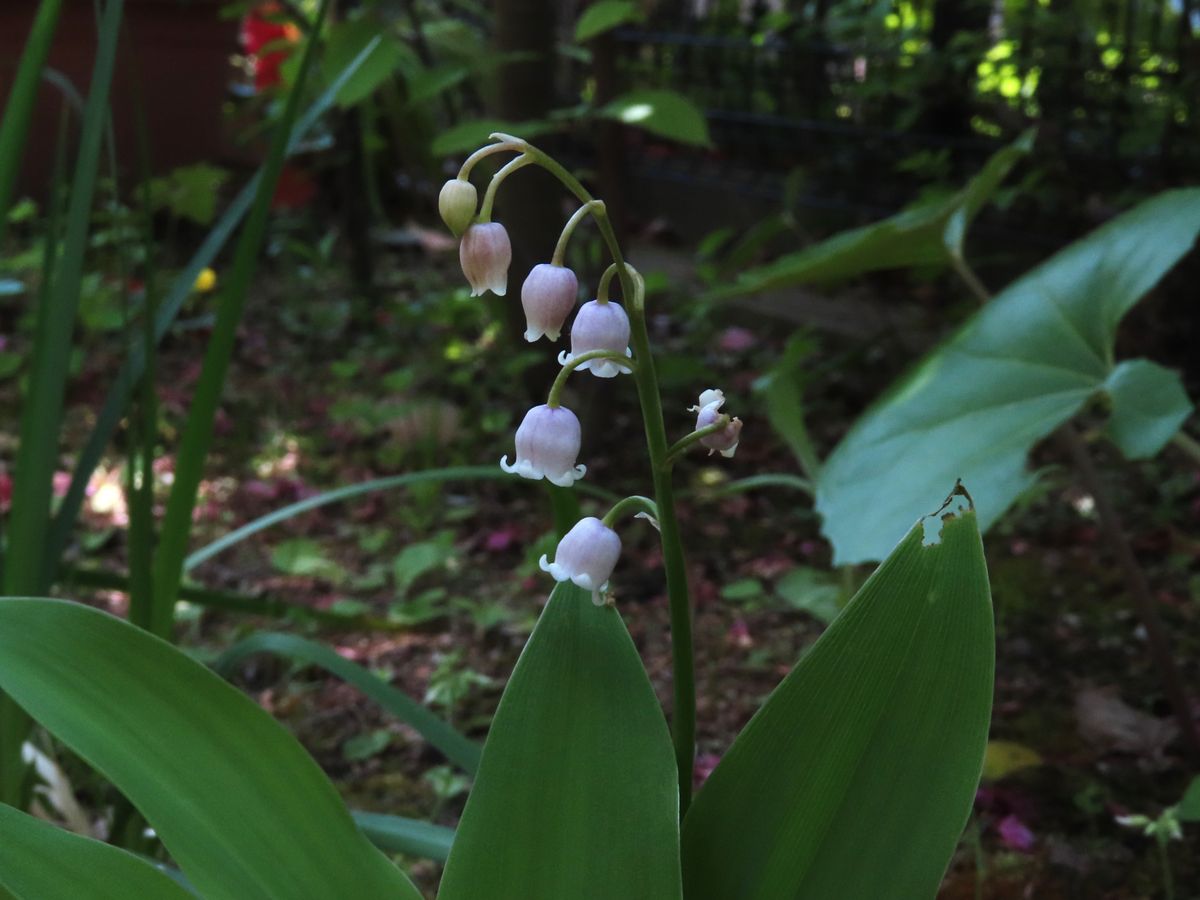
(438, 583), (682, 900)
(0, 599), (420, 900)
(681, 488), (993, 900)
(708, 130), (1032, 299)
(1101, 359), (1193, 460)
(575, 1), (643, 41)
(818, 188), (1200, 564)
(599, 89), (712, 148)
(0, 803), (193, 900)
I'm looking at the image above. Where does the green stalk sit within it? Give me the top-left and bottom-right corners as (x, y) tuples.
(0, 0), (64, 242)
(43, 35), (387, 584)
(0, 0), (125, 807)
(497, 136), (698, 812)
(149, 0), (333, 640)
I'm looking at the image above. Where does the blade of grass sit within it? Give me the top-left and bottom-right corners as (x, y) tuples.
(215, 632), (483, 773)
(0, 0), (125, 807)
(0, 0), (65, 241)
(43, 35), (386, 583)
(351, 811), (455, 863)
(148, 0), (333, 639)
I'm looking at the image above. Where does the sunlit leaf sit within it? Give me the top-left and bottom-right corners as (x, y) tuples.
(682, 489), (993, 900)
(0, 599), (422, 900)
(600, 89), (712, 147)
(438, 583), (682, 899)
(982, 740), (1042, 780)
(818, 189), (1200, 564)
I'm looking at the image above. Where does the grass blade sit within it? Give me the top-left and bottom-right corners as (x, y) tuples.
(351, 811), (455, 863)
(215, 632), (482, 774)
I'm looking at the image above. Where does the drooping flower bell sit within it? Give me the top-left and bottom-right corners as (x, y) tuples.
(438, 178), (478, 237)
(460, 222), (512, 296)
(540, 516), (622, 605)
(557, 299), (632, 378)
(690, 388), (742, 458)
(500, 404), (586, 487)
(521, 263), (578, 342)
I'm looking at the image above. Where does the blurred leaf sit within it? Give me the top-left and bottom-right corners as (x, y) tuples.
(722, 578), (766, 603)
(982, 740), (1043, 780)
(0, 802), (193, 899)
(754, 334), (821, 480)
(600, 89), (712, 147)
(710, 130), (1032, 299)
(270, 537), (345, 582)
(682, 491), (993, 899)
(351, 811), (455, 862)
(1102, 359), (1193, 459)
(575, 1), (643, 42)
(774, 567), (841, 624)
(324, 19), (412, 107)
(1176, 776), (1200, 822)
(438, 583), (682, 899)
(431, 119), (554, 157)
(342, 728), (392, 762)
(146, 163), (229, 226)
(0, 598), (422, 900)
(404, 62), (470, 105)
(818, 189), (1200, 564)
(393, 539), (452, 597)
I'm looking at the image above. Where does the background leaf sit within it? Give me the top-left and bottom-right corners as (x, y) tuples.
(1101, 359), (1193, 460)
(323, 20), (411, 108)
(0, 803), (194, 900)
(438, 583), (682, 900)
(682, 493), (994, 900)
(351, 811), (455, 863)
(817, 188), (1200, 564)
(575, 1), (644, 42)
(599, 89), (712, 147)
(0, 599), (421, 900)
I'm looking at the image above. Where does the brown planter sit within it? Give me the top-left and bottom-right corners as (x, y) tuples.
(0, 0), (242, 198)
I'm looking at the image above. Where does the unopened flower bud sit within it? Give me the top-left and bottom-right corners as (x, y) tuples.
(557, 299), (632, 378)
(539, 516), (621, 605)
(460, 222), (512, 296)
(690, 388), (742, 458)
(521, 263), (578, 342)
(438, 178), (478, 237)
(500, 403), (586, 487)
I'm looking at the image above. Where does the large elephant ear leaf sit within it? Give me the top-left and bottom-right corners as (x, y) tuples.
(681, 486), (994, 900)
(818, 188), (1200, 564)
(438, 582), (682, 900)
(0, 599), (421, 900)
(0, 802), (194, 900)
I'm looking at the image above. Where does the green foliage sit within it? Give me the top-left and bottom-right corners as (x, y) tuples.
(323, 18), (411, 108)
(599, 89), (713, 148)
(0, 803), (192, 900)
(350, 811), (455, 863)
(438, 583), (683, 900)
(0, 599), (422, 900)
(146, 163), (229, 226)
(818, 189), (1200, 564)
(708, 130), (1032, 299)
(575, 1), (644, 42)
(1102, 360), (1194, 460)
(682, 496), (993, 899)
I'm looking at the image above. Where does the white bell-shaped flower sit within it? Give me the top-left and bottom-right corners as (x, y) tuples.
(557, 299), (632, 378)
(459, 222), (512, 296)
(539, 516), (621, 605)
(500, 404), (586, 487)
(438, 178), (477, 237)
(521, 263), (578, 342)
(690, 388), (743, 458)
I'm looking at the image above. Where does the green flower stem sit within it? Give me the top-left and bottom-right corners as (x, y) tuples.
(456, 140), (522, 181)
(477, 154), (533, 223)
(601, 495), (659, 527)
(664, 418), (732, 466)
(1170, 431), (1200, 468)
(504, 134), (698, 812)
(552, 200), (604, 266)
(596, 263), (620, 302)
(546, 350), (635, 407)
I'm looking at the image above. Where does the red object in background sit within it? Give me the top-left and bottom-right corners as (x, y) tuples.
(240, 2), (298, 91)
(271, 164), (317, 210)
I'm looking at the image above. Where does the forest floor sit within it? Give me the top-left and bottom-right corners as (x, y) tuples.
(7, 230), (1199, 899)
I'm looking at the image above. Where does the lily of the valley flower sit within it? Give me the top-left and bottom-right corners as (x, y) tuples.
(521, 263), (578, 342)
(557, 299), (632, 377)
(460, 222), (512, 296)
(500, 404), (586, 486)
(438, 178), (478, 237)
(690, 388), (743, 458)
(539, 516), (621, 605)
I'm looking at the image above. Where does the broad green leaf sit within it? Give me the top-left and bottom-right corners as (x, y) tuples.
(599, 89), (712, 147)
(351, 811), (455, 862)
(709, 130), (1032, 299)
(0, 599), (421, 900)
(575, 1), (643, 42)
(0, 803), (193, 900)
(818, 189), (1200, 564)
(323, 19), (412, 108)
(682, 489), (993, 900)
(1177, 776), (1200, 822)
(1101, 359), (1193, 459)
(438, 583), (682, 900)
